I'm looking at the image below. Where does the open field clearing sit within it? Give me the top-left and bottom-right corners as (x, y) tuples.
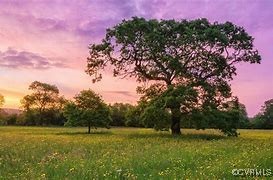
(0, 127), (272, 179)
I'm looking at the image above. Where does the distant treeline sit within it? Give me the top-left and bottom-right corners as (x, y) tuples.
(0, 81), (272, 131)
(0, 104), (272, 130)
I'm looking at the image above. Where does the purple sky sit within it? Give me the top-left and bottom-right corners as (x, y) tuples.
(0, 0), (272, 116)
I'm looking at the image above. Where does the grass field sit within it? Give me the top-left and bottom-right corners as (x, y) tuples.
(0, 127), (272, 179)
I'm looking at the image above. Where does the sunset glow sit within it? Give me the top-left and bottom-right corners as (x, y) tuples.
(0, 0), (272, 116)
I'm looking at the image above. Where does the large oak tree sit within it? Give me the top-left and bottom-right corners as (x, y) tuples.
(86, 17), (261, 135)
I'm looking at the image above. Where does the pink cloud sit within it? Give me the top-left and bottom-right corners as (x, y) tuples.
(0, 0), (272, 117)
(0, 47), (67, 69)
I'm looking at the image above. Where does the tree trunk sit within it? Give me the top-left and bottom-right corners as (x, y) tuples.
(88, 122), (91, 134)
(171, 108), (181, 135)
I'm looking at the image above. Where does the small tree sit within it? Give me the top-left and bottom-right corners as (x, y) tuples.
(21, 81), (64, 125)
(64, 89), (111, 133)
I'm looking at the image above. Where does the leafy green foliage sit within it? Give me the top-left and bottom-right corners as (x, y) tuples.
(125, 104), (144, 127)
(260, 99), (273, 128)
(188, 98), (245, 136)
(20, 81), (67, 125)
(109, 103), (134, 126)
(237, 103), (250, 128)
(141, 85), (198, 131)
(251, 99), (273, 129)
(86, 17), (261, 136)
(87, 17), (260, 84)
(141, 105), (170, 130)
(250, 113), (266, 129)
(63, 89), (111, 133)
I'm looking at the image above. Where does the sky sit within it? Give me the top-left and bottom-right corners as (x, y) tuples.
(0, 0), (272, 117)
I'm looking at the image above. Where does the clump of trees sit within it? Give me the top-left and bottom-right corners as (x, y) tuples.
(109, 103), (133, 126)
(86, 17), (261, 136)
(0, 94), (21, 125)
(109, 103), (144, 127)
(20, 81), (67, 125)
(1, 80), (273, 133)
(0, 94), (5, 124)
(251, 99), (273, 129)
(0, 82), (145, 129)
(63, 89), (111, 133)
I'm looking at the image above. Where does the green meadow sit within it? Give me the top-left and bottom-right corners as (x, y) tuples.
(0, 127), (272, 179)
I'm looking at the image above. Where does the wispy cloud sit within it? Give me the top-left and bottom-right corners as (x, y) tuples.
(103, 90), (138, 98)
(0, 11), (68, 32)
(0, 47), (67, 69)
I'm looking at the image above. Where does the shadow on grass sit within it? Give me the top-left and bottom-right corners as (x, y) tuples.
(55, 131), (113, 136)
(126, 132), (227, 141)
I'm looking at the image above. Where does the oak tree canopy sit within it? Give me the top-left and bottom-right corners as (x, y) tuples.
(86, 17), (261, 135)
